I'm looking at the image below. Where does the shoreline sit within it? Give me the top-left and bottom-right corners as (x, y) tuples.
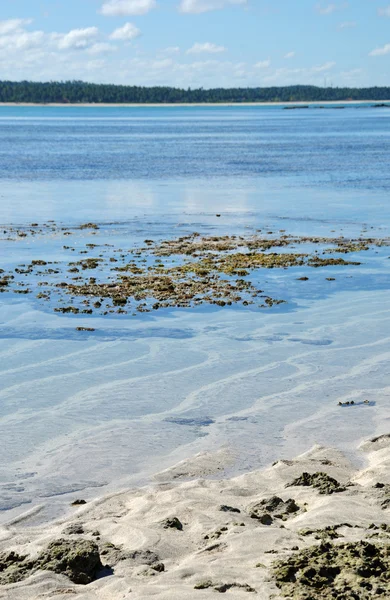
(1, 435), (390, 598)
(1, 100), (390, 108)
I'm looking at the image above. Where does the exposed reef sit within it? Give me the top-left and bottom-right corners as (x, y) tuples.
(1, 224), (389, 318)
(273, 541), (390, 599)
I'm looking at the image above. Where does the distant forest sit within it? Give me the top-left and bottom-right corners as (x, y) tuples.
(1, 81), (390, 104)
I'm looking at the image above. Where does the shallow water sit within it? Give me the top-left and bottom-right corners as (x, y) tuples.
(0, 105), (389, 523)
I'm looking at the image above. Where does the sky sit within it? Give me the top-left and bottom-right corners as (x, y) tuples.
(0, 0), (389, 88)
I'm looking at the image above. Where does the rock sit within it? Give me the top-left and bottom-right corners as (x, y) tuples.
(299, 525), (341, 540)
(0, 540), (103, 586)
(258, 513), (273, 525)
(99, 542), (127, 565)
(273, 541), (390, 599)
(0, 552), (31, 584)
(287, 472), (346, 495)
(62, 523), (85, 535)
(194, 580), (214, 589)
(250, 496), (300, 522)
(71, 499), (87, 506)
(219, 505), (241, 514)
(162, 517), (183, 531)
(194, 580), (255, 593)
(214, 583), (256, 593)
(36, 539), (103, 584)
(204, 527), (228, 541)
(127, 550), (161, 566)
(79, 223), (99, 230)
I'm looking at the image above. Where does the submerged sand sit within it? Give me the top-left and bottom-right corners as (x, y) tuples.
(0, 434), (389, 599)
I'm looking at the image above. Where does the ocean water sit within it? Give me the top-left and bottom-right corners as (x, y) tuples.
(1, 104), (390, 523)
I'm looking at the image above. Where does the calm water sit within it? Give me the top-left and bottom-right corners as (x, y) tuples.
(0, 105), (390, 523)
(1, 105), (390, 186)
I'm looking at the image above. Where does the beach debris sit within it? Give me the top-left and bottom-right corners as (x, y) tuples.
(273, 540), (390, 599)
(286, 472), (346, 495)
(71, 499), (87, 506)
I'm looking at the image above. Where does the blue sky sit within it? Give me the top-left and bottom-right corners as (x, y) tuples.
(0, 0), (389, 87)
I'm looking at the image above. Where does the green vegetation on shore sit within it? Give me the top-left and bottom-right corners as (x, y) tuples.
(1, 81), (390, 104)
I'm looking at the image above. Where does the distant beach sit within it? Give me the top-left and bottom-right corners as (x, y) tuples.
(1, 100), (390, 107)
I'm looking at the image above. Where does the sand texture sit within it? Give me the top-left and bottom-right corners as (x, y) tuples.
(0, 435), (389, 599)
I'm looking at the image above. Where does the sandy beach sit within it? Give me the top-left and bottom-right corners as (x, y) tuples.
(0, 434), (389, 599)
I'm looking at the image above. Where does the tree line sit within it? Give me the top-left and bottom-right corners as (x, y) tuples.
(0, 81), (389, 104)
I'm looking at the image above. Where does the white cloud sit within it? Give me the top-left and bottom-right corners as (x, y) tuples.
(110, 23), (141, 41)
(317, 3), (337, 14)
(316, 2), (348, 15)
(284, 51), (295, 59)
(0, 18), (32, 35)
(100, 0), (156, 16)
(179, 0), (247, 15)
(187, 42), (226, 54)
(369, 43), (390, 56)
(378, 6), (390, 17)
(311, 61), (336, 72)
(0, 30), (44, 51)
(262, 61), (336, 84)
(340, 68), (362, 79)
(159, 46), (180, 56)
(337, 21), (356, 29)
(87, 43), (117, 55)
(54, 27), (99, 50)
(254, 60), (271, 68)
